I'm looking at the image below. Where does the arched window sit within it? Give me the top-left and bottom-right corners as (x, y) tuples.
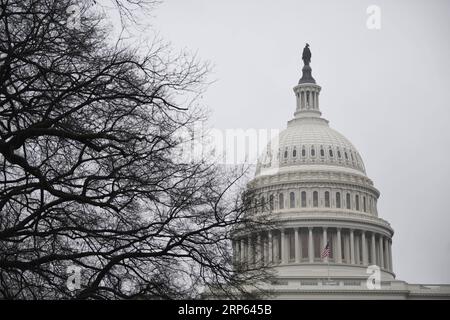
(301, 191), (307, 207)
(325, 191), (330, 208)
(337, 150), (341, 158)
(313, 191), (318, 207)
(311, 146), (315, 157)
(336, 192), (341, 208)
(355, 195), (360, 211)
(293, 148), (297, 157)
(261, 196), (266, 212)
(278, 193), (284, 210)
(269, 195), (274, 211)
(284, 149), (288, 159)
(363, 196), (367, 212)
(320, 148), (325, 157)
(329, 148), (334, 157)
(289, 192), (295, 208)
(345, 151), (348, 160)
(302, 147), (306, 157)
(346, 193), (351, 209)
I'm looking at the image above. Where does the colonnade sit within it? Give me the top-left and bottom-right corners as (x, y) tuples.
(295, 85), (320, 111)
(233, 226), (393, 272)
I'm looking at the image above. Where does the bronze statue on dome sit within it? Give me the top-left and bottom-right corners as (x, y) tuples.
(302, 43), (311, 66)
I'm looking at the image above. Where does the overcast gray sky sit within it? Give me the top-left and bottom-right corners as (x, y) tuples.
(148, 0), (450, 284)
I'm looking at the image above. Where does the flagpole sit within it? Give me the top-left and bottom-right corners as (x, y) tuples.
(322, 241), (331, 283)
(327, 257), (330, 281)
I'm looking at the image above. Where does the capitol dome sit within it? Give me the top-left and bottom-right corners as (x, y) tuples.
(232, 45), (396, 296)
(228, 44), (450, 300)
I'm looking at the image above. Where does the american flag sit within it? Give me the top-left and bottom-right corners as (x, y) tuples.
(321, 241), (330, 259)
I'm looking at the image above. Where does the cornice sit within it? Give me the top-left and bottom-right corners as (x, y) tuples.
(233, 211), (394, 236)
(249, 170), (379, 197)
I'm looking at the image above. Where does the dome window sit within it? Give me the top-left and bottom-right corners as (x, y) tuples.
(284, 149), (288, 159)
(329, 149), (334, 157)
(337, 150), (341, 158)
(363, 196), (367, 212)
(336, 192), (341, 208)
(325, 191), (330, 208)
(279, 193), (284, 209)
(320, 148), (325, 157)
(301, 191), (307, 207)
(269, 195), (274, 211)
(313, 191), (318, 207)
(311, 146), (316, 157)
(302, 147), (306, 157)
(344, 151), (348, 160)
(289, 192), (295, 208)
(355, 195), (360, 211)
(293, 148), (297, 157)
(346, 193), (351, 209)
(261, 196), (266, 212)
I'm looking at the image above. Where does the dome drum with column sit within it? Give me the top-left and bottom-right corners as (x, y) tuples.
(232, 185), (395, 281)
(232, 226), (394, 279)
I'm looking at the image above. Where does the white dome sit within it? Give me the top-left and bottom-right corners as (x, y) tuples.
(255, 116), (366, 176)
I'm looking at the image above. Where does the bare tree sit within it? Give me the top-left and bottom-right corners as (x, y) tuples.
(0, 0), (271, 299)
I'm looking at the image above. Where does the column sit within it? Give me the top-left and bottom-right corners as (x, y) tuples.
(272, 235), (277, 263)
(300, 91), (304, 109)
(281, 229), (287, 264)
(371, 233), (376, 266)
(264, 233), (269, 264)
(379, 235), (384, 269)
(389, 240), (393, 271)
(240, 239), (245, 265)
(361, 231), (368, 265)
(355, 234), (360, 264)
(248, 235), (253, 266)
(268, 231), (273, 263)
(315, 91), (318, 109)
(295, 228), (300, 263)
(384, 237), (390, 271)
(303, 91), (307, 109)
(312, 91), (315, 109)
(256, 233), (262, 265)
(350, 229), (355, 264)
(231, 240), (236, 265)
(316, 91), (319, 110)
(336, 228), (342, 263)
(322, 227), (328, 262)
(306, 91), (309, 108)
(308, 227), (314, 263)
